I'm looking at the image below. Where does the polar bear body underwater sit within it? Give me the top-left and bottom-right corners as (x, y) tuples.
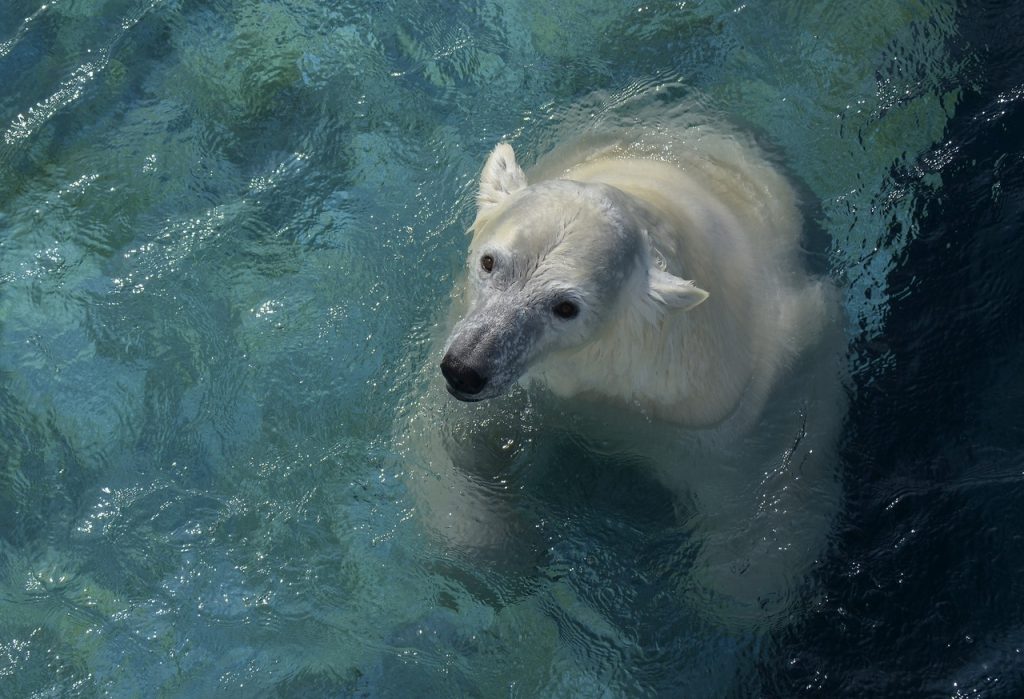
(405, 112), (845, 630)
(442, 132), (831, 433)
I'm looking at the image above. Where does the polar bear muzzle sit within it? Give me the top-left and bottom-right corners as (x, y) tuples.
(440, 292), (547, 402)
(439, 352), (488, 400)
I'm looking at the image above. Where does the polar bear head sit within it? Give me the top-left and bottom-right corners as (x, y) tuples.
(440, 143), (708, 402)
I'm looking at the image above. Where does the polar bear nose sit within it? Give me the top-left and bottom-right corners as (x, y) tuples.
(440, 353), (488, 397)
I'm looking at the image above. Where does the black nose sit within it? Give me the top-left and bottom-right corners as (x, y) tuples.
(440, 353), (487, 396)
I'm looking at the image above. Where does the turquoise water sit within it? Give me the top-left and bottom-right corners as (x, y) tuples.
(2, 0), (1023, 696)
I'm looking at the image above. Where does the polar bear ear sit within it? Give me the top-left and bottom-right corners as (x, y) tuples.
(477, 143), (527, 215)
(647, 268), (709, 312)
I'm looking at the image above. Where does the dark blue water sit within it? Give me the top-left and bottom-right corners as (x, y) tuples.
(761, 8), (1024, 694)
(0, 0), (1021, 696)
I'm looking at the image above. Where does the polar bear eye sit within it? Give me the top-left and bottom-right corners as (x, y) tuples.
(552, 301), (579, 319)
(480, 255), (494, 273)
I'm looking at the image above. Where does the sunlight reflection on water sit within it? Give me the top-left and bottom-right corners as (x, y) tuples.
(3, 0), (1020, 696)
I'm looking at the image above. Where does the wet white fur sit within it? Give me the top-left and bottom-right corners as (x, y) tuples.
(464, 137), (828, 431)
(400, 114), (846, 634)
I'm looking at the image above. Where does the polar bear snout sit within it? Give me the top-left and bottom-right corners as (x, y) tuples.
(440, 352), (488, 400)
(441, 294), (545, 402)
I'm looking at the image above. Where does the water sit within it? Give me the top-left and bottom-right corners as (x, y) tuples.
(0, 0), (1021, 696)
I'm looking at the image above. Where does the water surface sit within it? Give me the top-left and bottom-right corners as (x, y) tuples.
(1, 0), (1022, 696)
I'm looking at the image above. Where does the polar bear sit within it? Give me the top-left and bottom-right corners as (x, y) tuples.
(400, 107), (845, 633)
(442, 136), (829, 433)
